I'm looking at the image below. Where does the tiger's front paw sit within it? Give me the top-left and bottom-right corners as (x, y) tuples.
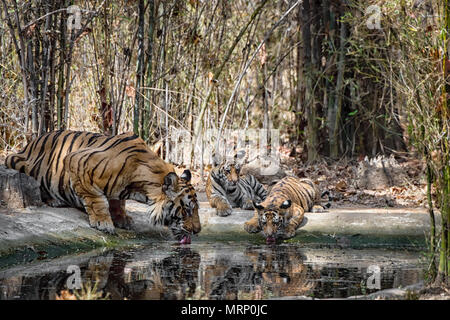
(216, 206), (232, 217)
(311, 205), (325, 213)
(210, 197), (232, 217)
(241, 199), (254, 210)
(283, 228), (296, 240)
(114, 215), (134, 230)
(89, 216), (116, 234)
(244, 220), (261, 234)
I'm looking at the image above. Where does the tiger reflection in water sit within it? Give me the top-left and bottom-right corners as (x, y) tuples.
(1, 247), (312, 300)
(204, 246), (314, 299)
(83, 248), (201, 300)
(0, 249), (201, 300)
(243, 246), (315, 298)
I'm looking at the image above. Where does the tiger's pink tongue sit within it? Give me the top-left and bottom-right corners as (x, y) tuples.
(266, 236), (276, 244)
(179, 235), (191, 244)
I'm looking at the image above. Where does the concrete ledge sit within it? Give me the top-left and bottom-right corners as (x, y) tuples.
(0, 201), (439, 261)
(199, 204), (439, 237)
(0, 203), (165, 265)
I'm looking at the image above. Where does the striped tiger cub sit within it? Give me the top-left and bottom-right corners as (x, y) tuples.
(5, 130), (201, 243)
(244, 176), (329, 244)
(206, 151), (267, 217)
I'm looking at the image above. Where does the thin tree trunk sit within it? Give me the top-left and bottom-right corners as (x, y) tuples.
(435, 0), (450, 283)
(57, 2), (67, 129)
(28, 37), (38, 135)
(142, 0), (156, 142)
(426, 162), (437, 279)
(48, 3), (58, 132)
(63, 29), (75, 129)
(330, 14), (347, 159)
(165, 81), (169, 161)
(295, 2), (304, 145)
(302, 0), (318, 162)
(38, 3), (52, 134)
(134, 0), (145, 136)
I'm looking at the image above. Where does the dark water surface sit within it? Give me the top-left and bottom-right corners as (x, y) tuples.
(0, 242), (424, 300)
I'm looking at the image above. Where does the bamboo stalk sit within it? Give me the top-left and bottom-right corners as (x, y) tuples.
(134, 0), (145, 136)
(427, 162), (437, 279)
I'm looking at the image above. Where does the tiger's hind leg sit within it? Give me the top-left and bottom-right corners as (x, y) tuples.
(238, 174), (266, 210)
(109, 199), (133, 230)
(283, 204), (305, 239)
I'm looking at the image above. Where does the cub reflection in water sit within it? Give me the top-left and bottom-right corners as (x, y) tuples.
(243, 245), (314, 298)
(203, 245), (314, 299)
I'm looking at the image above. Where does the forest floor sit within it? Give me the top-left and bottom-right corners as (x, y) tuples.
(415, 285), (450, 300)
(188, 149), (429, 210)
(286, 155), (428, 209)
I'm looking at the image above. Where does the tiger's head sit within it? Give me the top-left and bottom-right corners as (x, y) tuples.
(253, 198), (292, 245)
(211, 150), (245, 188)
(161, 170), (201, 244)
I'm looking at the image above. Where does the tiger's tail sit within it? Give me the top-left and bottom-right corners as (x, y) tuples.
(5, 153), (28, 173)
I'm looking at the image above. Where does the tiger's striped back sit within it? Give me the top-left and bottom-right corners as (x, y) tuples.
(63, 132), (175, 208)
(5, 131), (109, 206)
(263, 176), (321, 212)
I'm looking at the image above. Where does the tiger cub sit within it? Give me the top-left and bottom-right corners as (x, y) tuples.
(5, 130), (201, 243)
(244, 176), (329, 244)
(206, 152), (267, 217)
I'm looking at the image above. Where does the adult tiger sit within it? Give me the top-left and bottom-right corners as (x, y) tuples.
(206, 152), (267, 217)
(244, 176), (329, 244)
(5, 130), (201, 243)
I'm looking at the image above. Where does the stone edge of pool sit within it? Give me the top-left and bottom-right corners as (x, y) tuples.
(0, 200), (439, 267)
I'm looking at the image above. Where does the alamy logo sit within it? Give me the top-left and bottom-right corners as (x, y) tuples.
(66, 265), (82, 290)
(366, 265), (381, 289)
(163, 128), (281, 176)
(365, 5), (381, 30)
(67, 5), (82, 31)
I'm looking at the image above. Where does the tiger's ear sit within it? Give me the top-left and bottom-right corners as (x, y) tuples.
(253, 200), (264, 211)
(180, 169), (192, 182)
(163, 172), (179, 200)
(280, 199), (292, 209)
